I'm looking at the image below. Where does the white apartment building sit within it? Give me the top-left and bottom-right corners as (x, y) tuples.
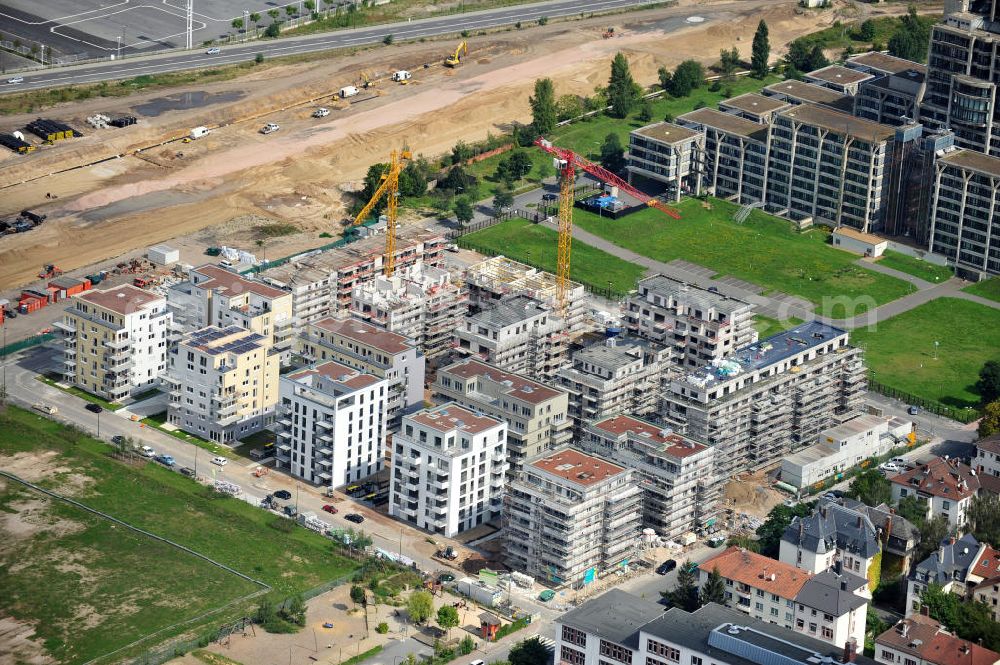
(433, 358), (572, 471)
(454, 294), (569, 382)
(275, 360), (388, 488)
(296, 316), (425, 424)
(167, 264), (295, 357)
(699, 547), (869, 653)
(554, 591), (873, 665)
(581, 414), (718, 540)
(625, 274), (757, 369)
(976, 433), (1000, 478)
(350, 262), (467, 359)
(56, 285), (171, 402)
(389, 404), (507, 537)
(504, 447), (642, 587)
(890, 457), (980, 528)
(165, 326), (279, 443)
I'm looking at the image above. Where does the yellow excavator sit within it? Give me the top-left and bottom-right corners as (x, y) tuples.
(360, 71), (376, 89)
(444, 41), (468, 67)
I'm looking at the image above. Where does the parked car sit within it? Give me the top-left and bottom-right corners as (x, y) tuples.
(284, 505), (298, 517)
(180, 467), (196, 477)
(85, 403), (103, 413)
(538, 589), (555, 602)
(7, 76), (24, 85)
(322, 504), (338, 514)
(156, 454), (176, 467)
(111, 435), (126, 445)
(440, 546), (458, 560)
(437, 572), (455, 583)
(206, 47), (221, 55)
(140, 445), (156, 458)
(260, 122), (280, 134)
(908, 405), (920, 415)
(273, 489), (292, 500)
(312, 107), (330, 118)
(210, 456), (228, 466)
(345, 513), (365, 524)
(656, 559), (677, 575)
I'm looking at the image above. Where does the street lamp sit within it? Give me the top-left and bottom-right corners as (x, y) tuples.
(96, 409), (101, 438)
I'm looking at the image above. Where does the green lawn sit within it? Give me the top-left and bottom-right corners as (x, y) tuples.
(963, 277), (1000, 304)
(850, 298), (1000, 409)
(572, 198), (915, 317)
(753, 315), (805, 340)
(875, 251), (953, 284)
(0, 405), (360, 663)
(140, 411), (229, 455)
(459, 217), (646, 294)
(37, 374), (124, 411)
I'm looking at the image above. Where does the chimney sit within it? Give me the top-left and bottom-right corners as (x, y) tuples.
(901, 623), (910, 638)
(843, 638), (858, 662)
(834, 560), (843, 575)
(841, 579), (848, 591)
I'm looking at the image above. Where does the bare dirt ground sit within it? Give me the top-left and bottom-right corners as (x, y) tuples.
(723, 469), (785, 519)
(0, 0), (909, 290)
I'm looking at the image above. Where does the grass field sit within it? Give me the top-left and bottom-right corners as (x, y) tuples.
(572, 198), (915, 317)
(458, 217), (646, 293)
(0, 405), (359, 663)
(876, 251), (953, 284)
(850, 298), (1000, 409)
(963, 277), (1000, 303)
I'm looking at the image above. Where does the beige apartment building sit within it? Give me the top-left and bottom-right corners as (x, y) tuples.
(56, 284), (172, 402)
(165, 326), (279, 443)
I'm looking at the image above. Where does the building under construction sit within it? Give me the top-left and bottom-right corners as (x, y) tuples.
(463, 256), (590, 336)
(258, 228), (445, 326)
(661, 321), (867, 479)
(350, 262), (468, 359)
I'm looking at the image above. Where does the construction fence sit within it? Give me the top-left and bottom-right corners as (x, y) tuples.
(0, 333), (55, 358)
(867, 377), (979, 424)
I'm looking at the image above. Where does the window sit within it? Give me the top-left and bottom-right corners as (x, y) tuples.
(562, 626), (587, 648)
(600, 640), (633, 664)
(879, 651), (895, 662)
(755, 602), (764, 612)
(646, 640), (679, 662)
(691, 658), (702, 665)
(821, 627), (833, 639)
(904, 659), (916, 665)
(562, 646), (586, 665)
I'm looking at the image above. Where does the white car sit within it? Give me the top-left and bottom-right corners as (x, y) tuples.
(7, 76), (24, 85)
(211, 456), (228, 466)
(140, 446), (156, 458)
(206, 47), (221, 55)
(260, 122), (280, 134)
(312, 107), (330, 118)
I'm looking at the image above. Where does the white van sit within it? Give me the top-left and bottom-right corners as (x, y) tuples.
(391, 70), (411, 82)
(190, 126), (210, 139)
(140, 446), (156, 458)
(339, 85), (360, 98)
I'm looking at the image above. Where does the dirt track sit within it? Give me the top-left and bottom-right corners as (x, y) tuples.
(0, 0), (908, 289)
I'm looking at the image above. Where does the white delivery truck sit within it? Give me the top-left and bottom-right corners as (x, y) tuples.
(339, 85), (359, 98)
(391, 70), (411, 82)
(190, 126), (210, 139)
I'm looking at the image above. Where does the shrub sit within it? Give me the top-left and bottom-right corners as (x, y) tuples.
(376, 622), (389, 634)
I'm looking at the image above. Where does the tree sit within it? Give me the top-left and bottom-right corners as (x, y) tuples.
(727, 535), (761, 552)
(599, 133), (625, 174)
(977, 360), (1000, 404)
(383, 34), (394, 45)
(453, 198), (474, 224)
(888, 6), (932, 63)
(846, 469), (891, 507)
(493, 189), (514, 212)
(921, 583), (1000, 650)
(670, 60), (705, 97)
(719, 47), (741, 76)
(494, 157), (515, 188)
(980, 400), (1000, 438)
(407, 590), (434, 624)
(255, 52), (264, 64)
(232, 18), (244, 31)
(510, 637), (550, 665)
(250, 12), (261, 31)
(460, 635), (476, 655)
(756, 502), (813, 558)
(530, 78), (558, 136)
(509, 150), (533, 180)
(607, 52), (640, 118)
(700, 566), (726, 607)
(304, 0), (316, 11)
(638, 100), (653, 122)
(857, 19), (876, 41)
(436, 605), (460, 638)
(439, 165), (477, 192)
(657, 66), (672, 92)
(556, 94), (583, 122)
(399, 158), (430, 197)
(896, 495), (927, 527)
(264, 22), (280, 37)
(668, 560), (699, 611)
(350, 584), (366, 607)
(914, 516), (952, 565)
(285, 5), (297, 16)
(968, 494), (1000, 547)
(786, 39), (828, 72)
(357, 162), (391, 216)
(268, 8), (280, 20)
(751, 20), (770, 78)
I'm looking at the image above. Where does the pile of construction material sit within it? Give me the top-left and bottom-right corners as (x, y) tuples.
(87, 113), (112, 129)
(27, 118), (79, 142)
(0, 131), (34, 154)
(298, 513), (329, 533)
(110, 116), (137, 128)
(0, 210), (47, 235)
(214, 480), (243, 497)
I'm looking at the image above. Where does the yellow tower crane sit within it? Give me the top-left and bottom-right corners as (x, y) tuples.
(554, 155), (575, 316)
(352, 148), (411, 277)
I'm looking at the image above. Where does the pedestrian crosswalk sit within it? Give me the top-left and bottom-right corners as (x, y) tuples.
(536, 637), (556, 652)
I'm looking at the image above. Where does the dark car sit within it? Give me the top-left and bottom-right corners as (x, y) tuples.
(438, 572), (456, 583)
(85, 403), (103, 414)
(656, 559), (678, 575)
(345, 513), (365, 524)
(111, 435), (125, 445)
(273, 489), (292, 500)
(179, 467), (196, 477)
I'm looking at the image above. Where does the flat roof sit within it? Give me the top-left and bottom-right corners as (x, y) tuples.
(763, 79), (853, 107)
(193, 264), (288, 299)
(530, 447), (628, 488)
(720, 92), (791, 115)
(438, 358), (563, 405)
(312, 317), (415, 355)
(573, 336), (665, 371)
(560, 588), (664, 646)
(409, 403), (503, 436)
(591, 414), (708, 458)
(847, 51), (927, 76)
(638, 274), (753, 313)
(833, 226), (887, 245)
(183, 325), (266, 355)
(632, 121), (702, 144)
(938, 148), (1000, 178)
(779, 103), (896, 141)
(823, 414), (893, 440)
(78, 284), (163, 315)
(677, 107), (768, 141)
(468, 295), (549, 328)
(806, 64), (874, 86)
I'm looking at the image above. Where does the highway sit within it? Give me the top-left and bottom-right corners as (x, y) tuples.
(0, 0), (661, 93)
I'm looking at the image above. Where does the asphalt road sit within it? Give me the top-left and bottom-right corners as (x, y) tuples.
(0, 0), (663, 92)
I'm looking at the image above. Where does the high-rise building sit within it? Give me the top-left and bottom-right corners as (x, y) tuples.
(56, 285), (171, 402)
(275, 361), (389, 488)
(625, 121), (703, 200)
(676, 107), (770, 205)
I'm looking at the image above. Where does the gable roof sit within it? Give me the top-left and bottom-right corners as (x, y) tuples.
(701, 547), (812, 599)
(889, 457), (980, 500)
(782, 501), (881, 558)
